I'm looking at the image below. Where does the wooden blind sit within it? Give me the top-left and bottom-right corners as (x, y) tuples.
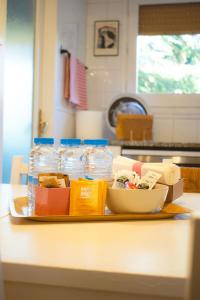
(139, 3), (200, 35)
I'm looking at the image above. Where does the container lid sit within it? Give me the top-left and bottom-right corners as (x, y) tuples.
(34, 138), (54, 145)
(60, 138), (81, 145)
(83, 139), (109, 146)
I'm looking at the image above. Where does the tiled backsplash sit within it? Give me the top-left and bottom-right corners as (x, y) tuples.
(86, 0), (200, 143)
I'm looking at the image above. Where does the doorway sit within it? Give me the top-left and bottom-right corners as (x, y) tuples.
(2, 0), (35, 182)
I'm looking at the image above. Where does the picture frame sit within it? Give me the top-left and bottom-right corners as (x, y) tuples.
(94, 20), (120, 56)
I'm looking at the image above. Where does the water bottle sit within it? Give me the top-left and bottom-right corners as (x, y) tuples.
(59, 138), (84, 180)
(82, 139), (113, 181)
(28, 137), (59, 213)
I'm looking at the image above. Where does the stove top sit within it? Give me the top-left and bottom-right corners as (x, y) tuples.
(110, 140), (200, 151)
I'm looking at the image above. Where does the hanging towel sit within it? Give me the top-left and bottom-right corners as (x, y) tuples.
(63, 54), (70, 99)
(69, 55), (88, 109)
(76, 59), (88, 110)
(69, 55), (79, 105)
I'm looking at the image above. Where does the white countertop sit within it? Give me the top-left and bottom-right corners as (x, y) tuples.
(0, 184), (199, 298)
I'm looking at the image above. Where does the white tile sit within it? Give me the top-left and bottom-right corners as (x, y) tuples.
(87, 90), (104, 110)
(87, 3), (107, 22)
(87, 70), (105, 91)
(86, 24), (94, 55)
(153, 118), (173, 142)
(55, 110), (75, 139)
(87, 69), (123, 96)
(107, 1), (123, 20)
(101, 91), (126, 110)
(103, 56), (122, 69)
(90, 89), (131, 111)
(103, 70), (122, 92)
(173, 119), (198, 143)
(88, 55), (121, 69)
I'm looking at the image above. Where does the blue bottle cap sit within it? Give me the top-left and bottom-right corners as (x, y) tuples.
(83, 139), (96, 145)
(94, 139), (109, 146)
(83, 139), (109, 146)
(34, 138), (54, 145)
(60, 138), (81, 145)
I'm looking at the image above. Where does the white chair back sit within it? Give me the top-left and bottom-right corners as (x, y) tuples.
(10, 155), (28, 184)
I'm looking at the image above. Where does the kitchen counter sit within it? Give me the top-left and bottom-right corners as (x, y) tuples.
(0, 184), (199, 300)
(109, 140), (200, 166)
(110, 140), (200, 151)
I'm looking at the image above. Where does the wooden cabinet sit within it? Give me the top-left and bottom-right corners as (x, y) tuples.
(181, 167), (200, 192)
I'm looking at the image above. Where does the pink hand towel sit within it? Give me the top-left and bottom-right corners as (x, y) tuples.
(76, 59), (88, 110)
(69, 55), (88, 109)
(69, 55), (80, 105)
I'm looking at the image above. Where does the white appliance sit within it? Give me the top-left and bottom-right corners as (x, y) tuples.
(104, 94), (149, 139)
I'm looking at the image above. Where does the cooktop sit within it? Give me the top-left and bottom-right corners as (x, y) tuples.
(110, 140), (200, 151)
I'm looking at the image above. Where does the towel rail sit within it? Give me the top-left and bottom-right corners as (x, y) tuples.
(60, 48), (88, 70)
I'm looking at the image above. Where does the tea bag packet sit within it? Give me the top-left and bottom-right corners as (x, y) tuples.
(129, 172), (141, 186)
(137, 171), (161, 190)
(125, 182), (137, 190)
(38, 173), (69, 188)
(112, 170), (140, 189)
(112, 169), (161, 190)
(70, 179), (107, 216)
(114, 175), (129, 189)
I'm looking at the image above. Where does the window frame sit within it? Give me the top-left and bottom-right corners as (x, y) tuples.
(127, 0), (200, 95)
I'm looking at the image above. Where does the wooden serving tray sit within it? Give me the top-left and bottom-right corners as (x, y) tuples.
(10, 197), (191, 222)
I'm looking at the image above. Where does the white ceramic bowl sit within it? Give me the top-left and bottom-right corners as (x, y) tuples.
(106, 184), (169, 214)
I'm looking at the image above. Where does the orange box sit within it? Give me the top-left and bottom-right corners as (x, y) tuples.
(35, 187), (70, 216)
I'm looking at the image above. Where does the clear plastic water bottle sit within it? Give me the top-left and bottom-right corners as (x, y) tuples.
(82, 139), (113, 181)
(28, 137), (59, 213)
(59, 138), (84, 180)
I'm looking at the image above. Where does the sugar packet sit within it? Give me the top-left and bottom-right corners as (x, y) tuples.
(137, 171), (161, 190)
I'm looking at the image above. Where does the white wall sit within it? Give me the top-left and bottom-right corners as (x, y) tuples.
(37, 0), (87, 140)
(86, 0), (200, 143)
(86, 0), (127, 111)
(54, 0), (87, 139)
(36, 0), (58, 138)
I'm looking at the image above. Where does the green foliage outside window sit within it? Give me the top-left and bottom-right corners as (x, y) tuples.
(137, 35), (200, 94)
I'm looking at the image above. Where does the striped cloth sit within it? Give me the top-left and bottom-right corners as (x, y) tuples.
(69, 55), (79, 105)
(69, 55), (87, 109)
(76, 59), (88, 110)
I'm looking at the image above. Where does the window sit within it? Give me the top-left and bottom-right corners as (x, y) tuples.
(137, 3), (200, 94)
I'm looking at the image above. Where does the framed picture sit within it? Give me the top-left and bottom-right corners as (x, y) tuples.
(94, 20), (119, 56)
